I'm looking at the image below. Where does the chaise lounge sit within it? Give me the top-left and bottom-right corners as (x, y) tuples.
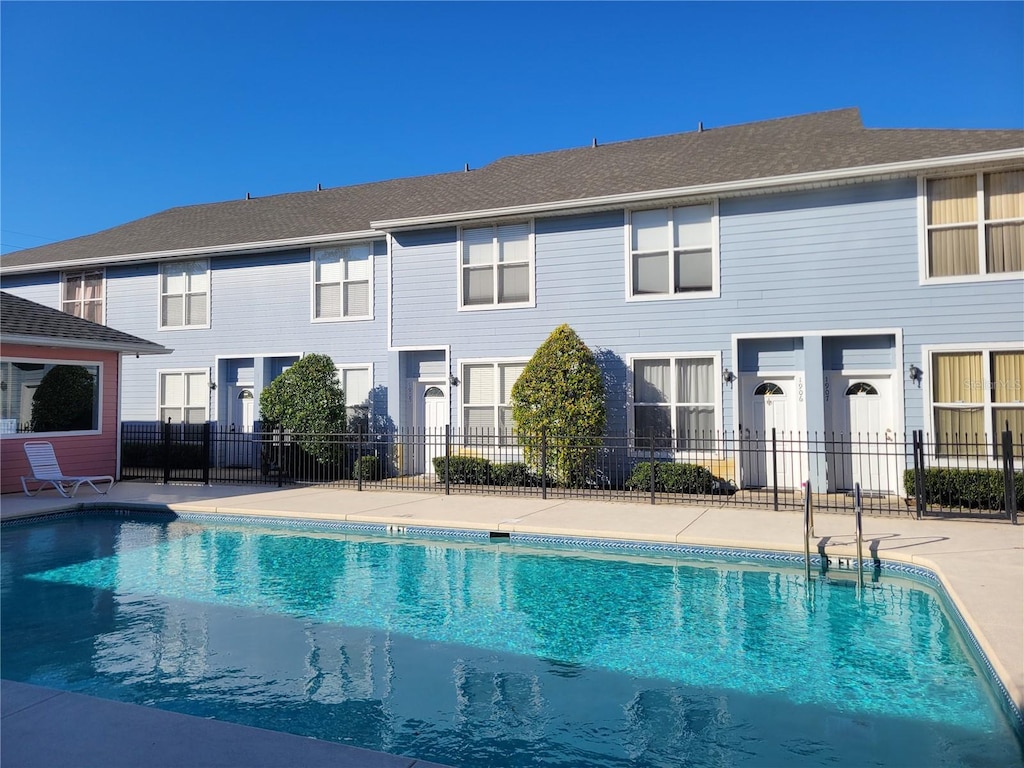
(20, 441), (115, 498)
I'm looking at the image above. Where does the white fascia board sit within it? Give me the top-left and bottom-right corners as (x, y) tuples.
(2, 334), (172, 355)
(2, 230), (385, 275)
(370, 149), (1024, 230)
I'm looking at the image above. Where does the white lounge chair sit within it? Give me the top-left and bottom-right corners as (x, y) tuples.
(20, 441), (115, 498)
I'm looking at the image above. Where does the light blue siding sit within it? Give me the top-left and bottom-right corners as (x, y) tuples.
(824, 335), (895, 371)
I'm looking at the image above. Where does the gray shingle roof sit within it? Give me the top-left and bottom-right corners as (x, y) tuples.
(3, 108), (1022, 270)
(0, 292), (168, 354)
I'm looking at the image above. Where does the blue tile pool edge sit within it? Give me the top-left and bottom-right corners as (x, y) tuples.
(4, 503), (1022, 739)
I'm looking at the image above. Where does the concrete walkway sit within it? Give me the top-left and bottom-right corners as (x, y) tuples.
(2, 481), (1022, 764)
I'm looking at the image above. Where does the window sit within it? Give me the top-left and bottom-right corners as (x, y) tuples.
(62, 270), (104, 324)
(925, 170), (1023, 279)
(337, 365), (372, 425)
(462, 361), (526, 440)
(160, 260), (209, 328)
(0, 360), (100, 434)
(159, 371), (209, 424)
(313, 244), (372, 320)
(931, 349), (1023, 457)
(629, 203), (717, 299)
(459, 223), (533, 308)
(632, 356), (717, 450)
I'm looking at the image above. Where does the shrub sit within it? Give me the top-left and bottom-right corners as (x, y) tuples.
(903, 468), (1023, 511)
(30, 365), (96, 432)
(353, 455), (382, 481)
(489, 462), (533, 486)
(625, 462), (715, 494)
(259, 354), (345, 464)
(432, 455), (491, 484)
(120, 441), (207, 469)
(511, 324), (606, 487)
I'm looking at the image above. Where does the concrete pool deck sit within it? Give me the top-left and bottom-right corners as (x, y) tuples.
(2, 481), (1022, 765)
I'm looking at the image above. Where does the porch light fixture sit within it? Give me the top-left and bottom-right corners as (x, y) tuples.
(209, 381), (218, 391)
(908, 364), (922, 383)
(448, 375), (460, 386)
(722, 368), (736, 384)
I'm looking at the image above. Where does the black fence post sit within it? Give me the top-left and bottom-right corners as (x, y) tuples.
(1001, 429), (1018, 525)
(444, 424), (451, 496)
(771, 428), (779, 512)
(913, 429), (926, 519)
(541, 428), (548, 500)
(202, 422), (211, 486)
(276, 424), (285, 488)
(649, 432), (656, 506)
(357, 429), (364, 492)
(162, 419), (172, 484)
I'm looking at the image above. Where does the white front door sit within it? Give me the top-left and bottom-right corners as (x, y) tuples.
(826, 374), (897, 494)
(227, 386), (255, 467)
(742, 376), (803, 490)
(418, 383), (448, 475)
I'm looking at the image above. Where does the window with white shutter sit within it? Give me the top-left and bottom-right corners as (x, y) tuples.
(628, 203), (717, 300)
(159, 260), (209, 329)
(459, 222), (534, 309)
(313, 244), (373, 320)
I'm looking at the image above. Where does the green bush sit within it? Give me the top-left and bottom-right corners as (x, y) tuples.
(625, 462), (715, 494)
(432, 455), (491, 484)
(903, 468), (1023, 511)
(31, 365), (96, 432)
(353, 455), (382, 481)
(259, 354), (345, 464)
(511, 324), (606, 487)
(489, 462), (534, 486)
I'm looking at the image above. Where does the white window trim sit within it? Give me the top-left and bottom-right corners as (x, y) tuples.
(625, 200), (721, 302)
(0, 357), (104, 438)
(310, 243), (375, 323)
(60, 268), (107, 325)
(156, 368), (211, 424)
(458, 356), (530, 432)
(157, 259), (211, 330)
(917, 172), (1024, 285)
(456, 221), (537, 312)
(922, 341), (1024, 466)
(626, 351), (724, 455)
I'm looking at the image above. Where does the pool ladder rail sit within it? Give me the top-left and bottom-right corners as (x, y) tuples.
(803, 480), (868, 591)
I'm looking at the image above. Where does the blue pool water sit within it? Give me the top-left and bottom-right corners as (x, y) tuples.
(1, 511), (1020, 767)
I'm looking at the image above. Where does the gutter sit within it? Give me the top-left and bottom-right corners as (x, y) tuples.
(2, 334), (172, 355)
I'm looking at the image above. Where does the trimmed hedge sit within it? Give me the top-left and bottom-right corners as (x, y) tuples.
(121, 441), (207, 469)
(353, 455), (382, 482)
(903, 468), (1023, 511)
(431, 456), (541, 486)
(625, 462), (715, 494)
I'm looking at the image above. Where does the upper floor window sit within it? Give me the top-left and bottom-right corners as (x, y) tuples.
(459, 223), (534, 309)
(629, 203), (717, 300)
(313, 244), (372, 321)
(159, 370), (208, 424)
(462, 360), (526, 442)
(632, 355), (718, 450)
(62, 270), (104, 324)
(931, 348), (1023, 458)
(160, 259), (209, 329)
(0, 359), (100, 435)
(925, 170), (1023, 280)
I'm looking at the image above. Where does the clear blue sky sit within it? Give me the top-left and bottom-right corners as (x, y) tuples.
(1, 1), (1021, 256)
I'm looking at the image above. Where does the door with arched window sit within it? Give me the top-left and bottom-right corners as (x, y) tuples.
(226, 386), (255, 467)
(741, 376), (806, 490)
(413, 383), (448, 474)
(825, 374), (896, 493)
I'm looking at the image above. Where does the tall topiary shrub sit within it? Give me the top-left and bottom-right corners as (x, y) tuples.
(31, 365), (96, 432)
(511, 324), (606, 486)
(259, 354), (346, 464)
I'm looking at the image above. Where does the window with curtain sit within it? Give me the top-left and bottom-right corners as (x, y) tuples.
(932, 349), (1023, 458)
(926, 170), (1023, 279)
(462, 360), (526, 443)
(460, 223), (533, 308)
(633, 356), (717, 450)
(630, 204), (715, 298)
(159, 371), (208, 424)
(313, 244), (372, 320)
(61, 270), (104, 324)
(160, 260), (209, 328)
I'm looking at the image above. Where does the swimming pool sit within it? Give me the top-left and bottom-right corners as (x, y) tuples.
(1, 510), (1021, 767)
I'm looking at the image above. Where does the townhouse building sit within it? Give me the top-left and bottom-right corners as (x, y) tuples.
(2, 108), (1022, 494)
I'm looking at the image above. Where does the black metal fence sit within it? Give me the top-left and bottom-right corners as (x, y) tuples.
(120, 423), (1021, 522)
